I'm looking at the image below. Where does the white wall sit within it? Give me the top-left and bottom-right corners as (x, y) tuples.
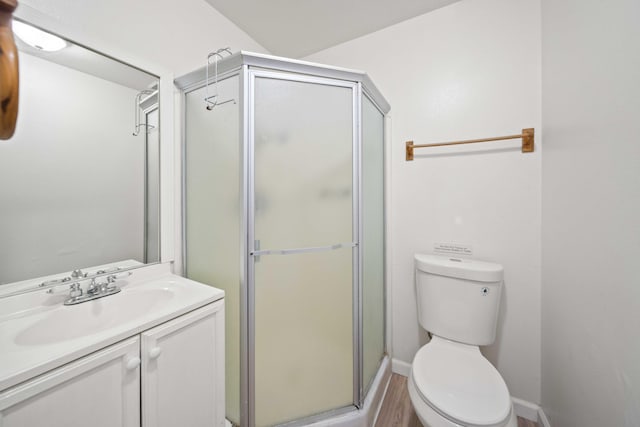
(541, 0), (640, 426)
(307, 0), (542, 404)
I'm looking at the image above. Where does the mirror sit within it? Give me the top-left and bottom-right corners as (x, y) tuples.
(0, 18), (160, 286)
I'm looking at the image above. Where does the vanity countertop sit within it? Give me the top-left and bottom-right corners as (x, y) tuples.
(0, 264), (224, 391)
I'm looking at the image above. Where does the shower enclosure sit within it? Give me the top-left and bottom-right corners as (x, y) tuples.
(177, 52), (389, 427)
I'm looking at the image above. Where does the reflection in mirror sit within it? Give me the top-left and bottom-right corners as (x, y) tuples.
(0, 19), (160, 287)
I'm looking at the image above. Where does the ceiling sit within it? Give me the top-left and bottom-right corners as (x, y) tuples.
(204, 0), (461, 58)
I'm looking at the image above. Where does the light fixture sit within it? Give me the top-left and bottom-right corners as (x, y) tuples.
(12, 21), (67, 52)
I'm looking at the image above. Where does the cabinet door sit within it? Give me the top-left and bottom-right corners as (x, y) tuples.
(142, 301), (225, 427)
(0, 337), (141, 427)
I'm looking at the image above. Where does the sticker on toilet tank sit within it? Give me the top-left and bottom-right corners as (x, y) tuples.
(433, 243), (473, 256)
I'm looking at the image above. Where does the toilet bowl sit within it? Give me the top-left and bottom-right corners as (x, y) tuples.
(408, 337), (516, 427)
(408, 254), (517, 427)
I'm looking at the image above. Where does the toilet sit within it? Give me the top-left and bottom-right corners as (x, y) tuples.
(408, 254), (517, 427)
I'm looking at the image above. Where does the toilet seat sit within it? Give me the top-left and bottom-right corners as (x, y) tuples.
(411, 336), (511, 427)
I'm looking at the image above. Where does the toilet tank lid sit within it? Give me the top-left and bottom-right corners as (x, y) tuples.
(414, 254), (503, 282)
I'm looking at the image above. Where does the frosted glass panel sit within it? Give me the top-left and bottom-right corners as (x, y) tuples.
(362, 96), (385, 392)
(253, 77), (353, 250)
(184, 75), (241, 425)
(254, 249), (353, 426)
(253, 75), (355, 426)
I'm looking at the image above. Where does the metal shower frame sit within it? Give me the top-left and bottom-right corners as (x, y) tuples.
(176, 51), (390, 427)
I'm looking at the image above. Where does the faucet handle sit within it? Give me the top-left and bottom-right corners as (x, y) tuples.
(105, 275), (120, 291)
(69, 283), (83, 299)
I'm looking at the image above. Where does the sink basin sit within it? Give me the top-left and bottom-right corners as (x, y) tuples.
(15, 288), (174, 346)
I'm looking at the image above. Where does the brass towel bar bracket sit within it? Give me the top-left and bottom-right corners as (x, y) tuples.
(405, 128), (534, 161)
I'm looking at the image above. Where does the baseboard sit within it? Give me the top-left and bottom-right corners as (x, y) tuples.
(512, 397), (539, 421)
(537, 407), (552, 427)
(391, 358), (411, 377)
(512, 398), (551, 427)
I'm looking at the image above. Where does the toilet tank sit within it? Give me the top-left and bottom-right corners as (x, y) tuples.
(414, 254), (504, 346)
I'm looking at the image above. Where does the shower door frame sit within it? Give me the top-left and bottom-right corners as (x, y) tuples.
(178, 52), (390, 427)
(242, 67), (363, 427)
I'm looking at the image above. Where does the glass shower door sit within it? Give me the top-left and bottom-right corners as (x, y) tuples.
(250, 72), (356, 426)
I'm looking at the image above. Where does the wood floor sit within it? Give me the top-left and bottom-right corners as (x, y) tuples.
(374, 374), (539, 427)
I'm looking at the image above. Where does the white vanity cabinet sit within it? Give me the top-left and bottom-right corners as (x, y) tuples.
(142, 301), (225, 427)
(0, 337), (141, 427)
(0, 300), (225, 427)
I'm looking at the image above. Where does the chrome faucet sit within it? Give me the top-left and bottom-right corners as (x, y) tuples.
(64, 273), (127, 306)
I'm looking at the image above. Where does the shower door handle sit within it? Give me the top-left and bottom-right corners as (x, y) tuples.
(250, 242), (357, 257)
